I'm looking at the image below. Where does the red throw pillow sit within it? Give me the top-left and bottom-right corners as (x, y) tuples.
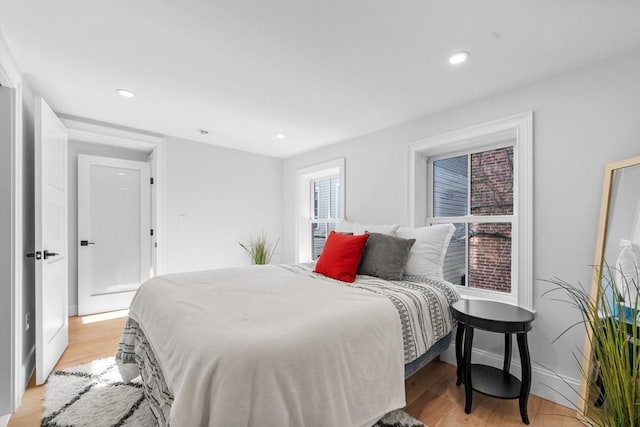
(314, 231), (369, 283)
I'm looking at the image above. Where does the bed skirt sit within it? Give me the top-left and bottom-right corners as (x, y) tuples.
(404, 332), (452, 378)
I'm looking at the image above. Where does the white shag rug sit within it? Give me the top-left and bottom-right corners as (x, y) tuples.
(42, 357), (425, 427)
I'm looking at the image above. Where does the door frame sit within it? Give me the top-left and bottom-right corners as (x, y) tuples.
(60, 116), (166, 277)
(0, 34), (25, 414)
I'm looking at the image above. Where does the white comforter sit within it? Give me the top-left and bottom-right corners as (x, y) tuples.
(125, 265), (406, 427)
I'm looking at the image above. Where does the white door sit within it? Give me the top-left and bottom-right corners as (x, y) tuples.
(35, 97), (68, 385)
(77, 155), (151, 316)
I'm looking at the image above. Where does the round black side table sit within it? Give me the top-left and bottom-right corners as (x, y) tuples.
(451, 299), (535, 424)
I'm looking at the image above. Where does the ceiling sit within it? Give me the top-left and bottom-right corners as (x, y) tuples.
(1, 1), (639, 158)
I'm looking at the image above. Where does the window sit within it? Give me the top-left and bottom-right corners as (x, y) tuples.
(409, 113), (532, 309)
(430, 146), (514, 292)
(296, 158), (345, 262)
(311, 175), (341, 259)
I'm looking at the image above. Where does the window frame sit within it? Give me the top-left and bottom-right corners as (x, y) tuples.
(408, 112), (533, 309)
(296, 158), (345, 262)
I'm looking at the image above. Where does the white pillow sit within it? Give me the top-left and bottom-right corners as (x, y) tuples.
(396, 224), (456, 280)
(335, 221), (399, 236)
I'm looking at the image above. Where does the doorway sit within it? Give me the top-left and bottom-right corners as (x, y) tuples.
(76, 154), (151, 316)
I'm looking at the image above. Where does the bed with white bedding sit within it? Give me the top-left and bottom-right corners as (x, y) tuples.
(116, 263), (458, 427)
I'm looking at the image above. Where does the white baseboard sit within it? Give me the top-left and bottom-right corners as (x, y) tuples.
(69, 304), (78, 316)
(20, 344), (35, 391)
(440, 342), (581, 410)
(0, 413), (10, 427)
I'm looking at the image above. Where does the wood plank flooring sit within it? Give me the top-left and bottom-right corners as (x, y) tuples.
(8, 311), (129, 427)
(8, 313), (583, 426)
(404, 359), (583, 426)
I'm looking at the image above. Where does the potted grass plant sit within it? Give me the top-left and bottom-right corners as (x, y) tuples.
(544, 265), (639, 427)
(239, 232), (279, 265)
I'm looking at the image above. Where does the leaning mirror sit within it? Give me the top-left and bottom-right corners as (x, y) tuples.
(579, 155), (640, 425)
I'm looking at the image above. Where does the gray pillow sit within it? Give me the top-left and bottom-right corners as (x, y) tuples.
(358, 232), (416, 281)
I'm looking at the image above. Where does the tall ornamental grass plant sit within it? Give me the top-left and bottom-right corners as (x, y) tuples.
(545, 266), (639, 427)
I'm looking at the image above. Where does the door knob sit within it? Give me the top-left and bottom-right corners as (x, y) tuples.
(26, 251), (42, 260)
(80, 240), (96, 246)
(43, 250), (59, 259)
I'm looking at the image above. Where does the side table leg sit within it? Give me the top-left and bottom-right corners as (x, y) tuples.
(503, 333), (512, 375)
(463, 326), (474, 414)
(517, 332), (532, 424)
(455, 323), (465, 386)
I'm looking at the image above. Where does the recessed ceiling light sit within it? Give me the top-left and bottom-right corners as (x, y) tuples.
(116, 88), (135, 98)
(276, 134), (286, 139)
(449, 52), (470, 65)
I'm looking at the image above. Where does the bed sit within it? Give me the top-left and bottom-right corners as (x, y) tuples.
(115, 262), (458, 427)
(116, 223), (460, 426)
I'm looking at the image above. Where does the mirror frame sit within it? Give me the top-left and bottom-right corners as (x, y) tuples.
(578, 154), (640, 418)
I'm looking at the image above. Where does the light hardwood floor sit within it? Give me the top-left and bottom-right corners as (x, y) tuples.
(8, 313), (583, 426)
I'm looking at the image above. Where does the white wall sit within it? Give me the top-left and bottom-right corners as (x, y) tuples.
(66, 141), (151, 315)
(164, 137), (283, 273)
(282, 48), (640, 406)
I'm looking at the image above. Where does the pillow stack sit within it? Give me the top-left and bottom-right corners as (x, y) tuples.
(314, 221), (455, 283)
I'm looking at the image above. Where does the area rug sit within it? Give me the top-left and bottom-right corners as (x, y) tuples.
(42, 357), (425, 427)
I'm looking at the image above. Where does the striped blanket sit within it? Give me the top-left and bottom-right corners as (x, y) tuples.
(280, 263), (459, 363)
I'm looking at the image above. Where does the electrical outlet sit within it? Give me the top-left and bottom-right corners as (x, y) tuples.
(25, 312), (30, 331)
